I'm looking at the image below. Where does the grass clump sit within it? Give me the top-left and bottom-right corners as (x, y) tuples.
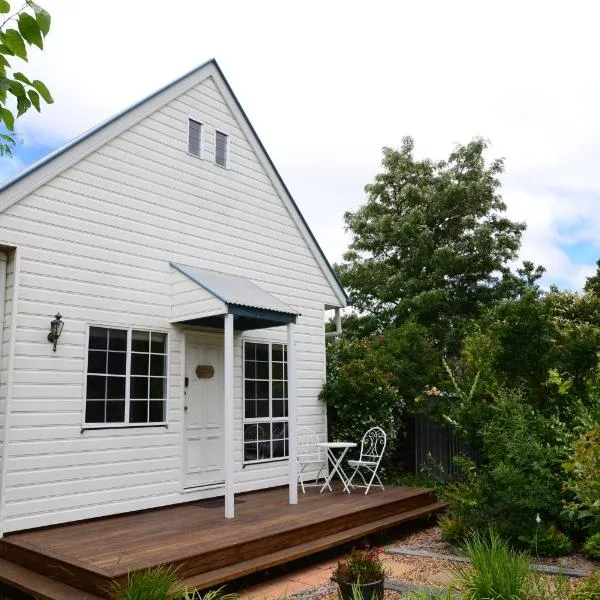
(570, 572), (600, 600)
(583, 532), (600, 560)
(110, 566), (181, 600)
(454, 530), (535, 600)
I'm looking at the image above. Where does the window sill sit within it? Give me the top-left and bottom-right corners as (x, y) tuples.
(81, 423), (168, 432)
(242, 457), (288, 468)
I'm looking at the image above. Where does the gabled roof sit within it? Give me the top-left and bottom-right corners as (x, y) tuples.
(0, 59), (348, 307)
(170, 262), (298, 316)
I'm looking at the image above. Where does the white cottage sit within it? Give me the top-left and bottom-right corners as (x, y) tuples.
(0, 59), (348, 535)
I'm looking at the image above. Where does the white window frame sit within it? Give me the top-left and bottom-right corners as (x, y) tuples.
(82, 324), (170, 429)
(242, 340), (288, 464)
(187, 117), (203, 159)
(214, 129), (230, 169)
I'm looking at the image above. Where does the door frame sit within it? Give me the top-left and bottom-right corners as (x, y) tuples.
(180, 328), (226, 492)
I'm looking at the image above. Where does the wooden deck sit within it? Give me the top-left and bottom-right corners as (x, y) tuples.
(0, 485), (446, 600)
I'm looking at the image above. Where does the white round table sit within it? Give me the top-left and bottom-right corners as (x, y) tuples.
(317, 441), (357, 493)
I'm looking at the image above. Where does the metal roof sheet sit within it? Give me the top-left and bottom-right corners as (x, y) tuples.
(170, 263), (298, 316)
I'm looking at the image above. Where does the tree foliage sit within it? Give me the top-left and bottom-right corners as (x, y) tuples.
(0, 0), (53, 157)
(338, 137), (526, 347)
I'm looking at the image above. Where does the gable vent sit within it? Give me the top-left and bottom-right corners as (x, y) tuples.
(188, 119), (201, 157)
(215, 131), (228, 167)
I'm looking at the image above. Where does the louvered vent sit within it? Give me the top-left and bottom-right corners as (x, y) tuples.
(188, 119), (201, 156)
(215, 131), (228, 167)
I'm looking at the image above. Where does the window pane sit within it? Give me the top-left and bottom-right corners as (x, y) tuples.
(131, 353), (149, 375)
(272, 381), (284, 398)
(257, 423), (269, 440)
(272, 344), (284, 362)
(86, 375), (105, 399)
(130, 376), (148, 399)
(272, 399), (285, 418)
(149, 400), (165, 422)
(151, 332), (167, 354)
(106, 376), (125, 399)
(245, 380), (256, 400)
(88, 350), (106, 374)
(256, 344), (268, 361)
(244, 443), (258, 462)
(89, 327), (107, 350)
(256, 381), (269, 399)
(272, 363), (283, 380)
(86, 400), (105, 423)
(244, 423), (257, 442)
(245, 342), (256, 361)
(130, 400), (148, 423)
(244, 361), (256, 379)
(131, 330), (149, 353)
(245, 399), (257, 419)
(258, 441), (270, 460)
(108, 329), (127, 351)
(256, 399), (269, 418)
(273, 422), (288, 440)
(273, 439), (286, 458)
(107, 351), (126, 375)
(150, 354), (165, 376)
(150, 377), (165, 399)
(256, 361), (268, 379)
(106, 400), (125, 423)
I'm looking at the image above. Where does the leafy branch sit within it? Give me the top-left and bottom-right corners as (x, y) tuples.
(0, 0), (52, 157)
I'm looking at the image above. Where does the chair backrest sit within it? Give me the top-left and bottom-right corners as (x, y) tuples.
(297, 426), (323, 462)
(358, 427), (387, 462)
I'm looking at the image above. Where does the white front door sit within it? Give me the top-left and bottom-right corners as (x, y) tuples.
(184, 336), (225, 489)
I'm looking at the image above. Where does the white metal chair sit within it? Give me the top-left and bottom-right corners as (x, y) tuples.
(297, 426), (329, 493)
(346, 426), (387, 495)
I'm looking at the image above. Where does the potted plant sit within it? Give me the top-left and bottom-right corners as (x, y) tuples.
(332, 545), (387, 600)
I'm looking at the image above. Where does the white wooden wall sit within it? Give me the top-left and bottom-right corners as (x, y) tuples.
(0, 73), (338, 532)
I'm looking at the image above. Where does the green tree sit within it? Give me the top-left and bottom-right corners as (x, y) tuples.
(0, 0), (53, 156)
(338, 137), (526, 348)
(584, 259), (600, 296)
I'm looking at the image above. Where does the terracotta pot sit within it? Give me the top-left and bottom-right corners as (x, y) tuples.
(336, 579), (385, 600)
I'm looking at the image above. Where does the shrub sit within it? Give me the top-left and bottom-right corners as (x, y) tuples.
(583, 532), (600, 560)
(518, 523), (572, 556)
(563, 425), (600, 534)
(439, 514), (467, 545)
(570, 572), (600, 600)
(453, 530), (535, 600)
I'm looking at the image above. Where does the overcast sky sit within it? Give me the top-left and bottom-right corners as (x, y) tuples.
(2, 0), (600, 290)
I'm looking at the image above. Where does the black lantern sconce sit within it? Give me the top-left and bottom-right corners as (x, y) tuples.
(48, 313), (64, 352)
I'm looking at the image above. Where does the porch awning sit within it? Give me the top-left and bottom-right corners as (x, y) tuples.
(169, 262), (299, 330)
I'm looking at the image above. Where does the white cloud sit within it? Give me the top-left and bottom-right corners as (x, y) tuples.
(4, 0), (600, 289)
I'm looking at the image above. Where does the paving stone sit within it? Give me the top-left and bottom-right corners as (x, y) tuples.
(429, 569), (456, 586)
(381, 558), (413, 579)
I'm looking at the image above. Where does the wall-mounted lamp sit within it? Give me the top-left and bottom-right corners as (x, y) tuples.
(47, 313), (64, 352)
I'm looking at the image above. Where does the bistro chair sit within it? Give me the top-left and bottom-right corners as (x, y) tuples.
(346, 426), (387, 495)
(297, 426), (329, 493)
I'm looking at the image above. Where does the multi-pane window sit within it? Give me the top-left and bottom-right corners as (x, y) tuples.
(243, 342), (288, 463)
(215, 130), (228, 167)
(85, 327), (168, 426)
(188, 118), (201, 157)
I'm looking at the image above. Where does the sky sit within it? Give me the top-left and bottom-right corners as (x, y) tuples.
(1, 0), (600, 291)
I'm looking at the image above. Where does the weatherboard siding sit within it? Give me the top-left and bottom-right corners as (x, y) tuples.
(170, 269), (226, 322)
(0, 73), (335, 532)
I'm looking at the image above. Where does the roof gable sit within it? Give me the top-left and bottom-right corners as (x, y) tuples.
(0, 59), (348, 307)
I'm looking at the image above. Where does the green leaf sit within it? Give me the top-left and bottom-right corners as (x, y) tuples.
(18, 13), (43, 50)
(4, 29), (27, 60)
(16, 94), (30, 116)
(0, 44), (15, 56)
(27, 88), (39, 111)
(13, 71), (31, 85)
(0, 76), (11, 92)
(0, 0), (10, 13)
(9, 79), (26, 97)
(30, 2), (51, 36)
(31, 78), (52, 103)
(0, 107), (15, 131)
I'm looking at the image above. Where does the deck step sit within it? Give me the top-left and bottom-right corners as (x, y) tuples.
(179, 501), (448, 592)
(0, 557), (104, 600)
